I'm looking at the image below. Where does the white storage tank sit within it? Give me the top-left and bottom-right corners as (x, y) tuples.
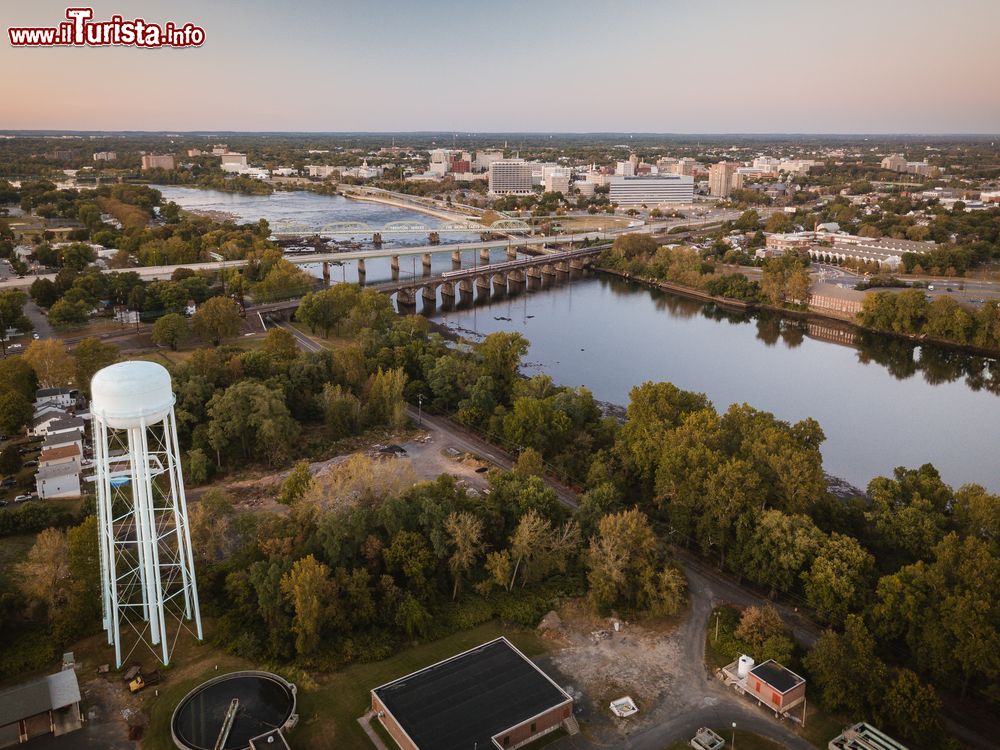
(737, 654), (755, 679)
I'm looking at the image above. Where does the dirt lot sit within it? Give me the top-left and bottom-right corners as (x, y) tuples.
(535, 601), (699, 745)
(205, 425), (495, 512)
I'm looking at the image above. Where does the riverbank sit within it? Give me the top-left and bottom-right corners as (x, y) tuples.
(593, 266), (1000, 359)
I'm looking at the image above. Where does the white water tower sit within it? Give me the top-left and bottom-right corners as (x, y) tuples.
(91, 361), (202, 667)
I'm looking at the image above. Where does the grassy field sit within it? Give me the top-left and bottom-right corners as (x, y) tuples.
(143, 620), (547, 750)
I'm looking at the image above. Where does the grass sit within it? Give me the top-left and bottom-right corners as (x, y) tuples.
(143, 620), (547, 750)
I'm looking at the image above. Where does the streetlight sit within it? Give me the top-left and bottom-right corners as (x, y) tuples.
(732, 721), (737, 749)
(417, 394), (423, 427)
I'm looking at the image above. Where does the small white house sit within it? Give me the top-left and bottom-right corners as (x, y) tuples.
(35, 388), (74, 410)
(35, 464), (82, 499)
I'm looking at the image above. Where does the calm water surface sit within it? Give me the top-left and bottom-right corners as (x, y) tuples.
(160, 186), (1000, 491)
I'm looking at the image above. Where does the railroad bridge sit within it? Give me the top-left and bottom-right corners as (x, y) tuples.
(370, 246), (606, 310)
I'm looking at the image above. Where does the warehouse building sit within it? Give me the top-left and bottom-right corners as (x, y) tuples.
(371, 637), (575, 750)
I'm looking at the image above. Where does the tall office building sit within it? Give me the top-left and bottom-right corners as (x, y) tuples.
(608, 174), (694, 205)
(488, 159), (533, 195)
(141, 154), (175, 171)
(709, 161), (737, 197)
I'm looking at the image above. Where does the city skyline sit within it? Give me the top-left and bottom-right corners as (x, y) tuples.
(3, 0), (999, 134)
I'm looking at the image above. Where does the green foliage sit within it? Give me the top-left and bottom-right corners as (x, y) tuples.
(151, 313), (190, 350)
(0, 391), (33, 433)
(73, 337), (119, 396)
(192, 296), (242, 345)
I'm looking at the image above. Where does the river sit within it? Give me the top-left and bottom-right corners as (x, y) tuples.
(159, 186), (1000, 492)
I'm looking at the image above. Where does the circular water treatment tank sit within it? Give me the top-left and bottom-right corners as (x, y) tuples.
(170, 671), (297, 750)
(91, 360), (176, 429)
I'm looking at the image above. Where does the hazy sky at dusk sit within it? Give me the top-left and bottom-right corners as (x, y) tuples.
(3, 0), (999, 133)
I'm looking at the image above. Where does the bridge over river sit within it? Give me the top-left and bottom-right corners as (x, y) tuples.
(252, 245), (607, 315)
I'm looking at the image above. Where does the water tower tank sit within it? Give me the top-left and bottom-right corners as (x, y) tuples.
(91, 360), (202, 668)
(737, 654), (755, 679)
(90, 360), (175, 428)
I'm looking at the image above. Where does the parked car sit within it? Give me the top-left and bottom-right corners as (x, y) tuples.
(0, 500), (8, 507)
(17, 447), (35, 455)
(23, 460), (38, 467)
(14, 494), (33, 503)
(1, 478), (16, 488)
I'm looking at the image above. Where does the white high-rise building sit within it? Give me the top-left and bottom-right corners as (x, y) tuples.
(488, 158), (533, 195)
(544, 168), (571, 194)
(609, 174), (694, 205)
(474, 149), (504, 173)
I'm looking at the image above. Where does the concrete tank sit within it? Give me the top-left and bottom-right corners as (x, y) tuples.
(91, 360), (175, 429)
(737, 654), (755, 679)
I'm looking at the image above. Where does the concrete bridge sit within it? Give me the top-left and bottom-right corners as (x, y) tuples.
(271, 217), (532, 238)
(371, 245), (607, 311)
(251, 245), (607, 318)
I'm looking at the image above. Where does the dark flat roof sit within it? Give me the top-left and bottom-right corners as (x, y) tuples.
(750, 660), (805, 694)
(373, 638), (570, 750)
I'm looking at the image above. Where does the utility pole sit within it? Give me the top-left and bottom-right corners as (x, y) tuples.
(417, 394), (423, 427)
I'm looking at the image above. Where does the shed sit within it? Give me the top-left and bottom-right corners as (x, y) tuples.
(746, 659), (806, 714)
(0, 669), (83, 744)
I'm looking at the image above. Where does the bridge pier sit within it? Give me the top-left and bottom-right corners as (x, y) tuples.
(451, 249), (462, 269)
(357, 258), (366, 280)
(507, 270), (525, 295)
(459, 279), (474, 306)
(506, 245), (517, 260)
(421, 284), (437, 305)
(322, 261), (331, 287)
(479, 248), (491, 265)
(423, 253), (432, 275)
(491, 273), (507, 297)
(440, 282), (455, 310)
(396, 288), (416, 313)
(555, 261), (570, 276)
(475, 274), (490, 299)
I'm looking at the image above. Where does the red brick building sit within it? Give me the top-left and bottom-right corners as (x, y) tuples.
(371, 637), (574, 750)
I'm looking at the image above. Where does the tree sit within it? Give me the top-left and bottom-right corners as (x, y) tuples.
(23, 338), (74, 388)
(0, 444), (20, 474)
(280, 555), (332, 657)
(513, 447), (545, 478)
(587, 508), (685, 615)
(0, 357), (37, 400)
(444, 511), (484, 599)
(364, 367), (407, 428)
(73, 337), (119, 396)
(881, 668), (943, 746)
(802, 532), (874, 625)
(0, 391), (33, 434)
(188, 490), (234, 566)
(252, 259), (313, 302)
(279, 462), (313, 505)
(734, 604), (794, 664)
(262, 328), (298, 361)
(16, 527), (70, 615)
(207, 380), (300, 467)
(478, 331), (529, 405)
(29, 278), (60, 308)
(803, 615), (887, 716)
(47, 298), (91, 328)
(297, 289), (339, 337)
(612, 234), (657, 259)
(321, 383), (361, 439)
(383, 530), (435, 592)
(735, 209), (761, 232)
(737, 509), (824, 597)
(151, 313), (190, 350)
(0, 289), (31, 332)
(507, 509), (580, 590)
(191, 296), (242, 345)
(765, 212), (793, 233)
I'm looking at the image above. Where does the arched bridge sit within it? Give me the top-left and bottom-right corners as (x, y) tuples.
(271, 218), (531, 237)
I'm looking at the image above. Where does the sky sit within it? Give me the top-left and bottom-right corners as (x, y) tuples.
(2, 0), (999, 133)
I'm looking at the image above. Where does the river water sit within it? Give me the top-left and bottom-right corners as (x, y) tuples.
(159, 186), (1000, 491)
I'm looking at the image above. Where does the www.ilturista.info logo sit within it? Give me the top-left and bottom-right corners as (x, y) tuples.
(8, 7), (205, 48)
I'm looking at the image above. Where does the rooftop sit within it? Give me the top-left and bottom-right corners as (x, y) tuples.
(0, 670), (81, 727)
(749, 660), (805, 694)
(372, 637), (570, 750)
(39, 444), (81, 463)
